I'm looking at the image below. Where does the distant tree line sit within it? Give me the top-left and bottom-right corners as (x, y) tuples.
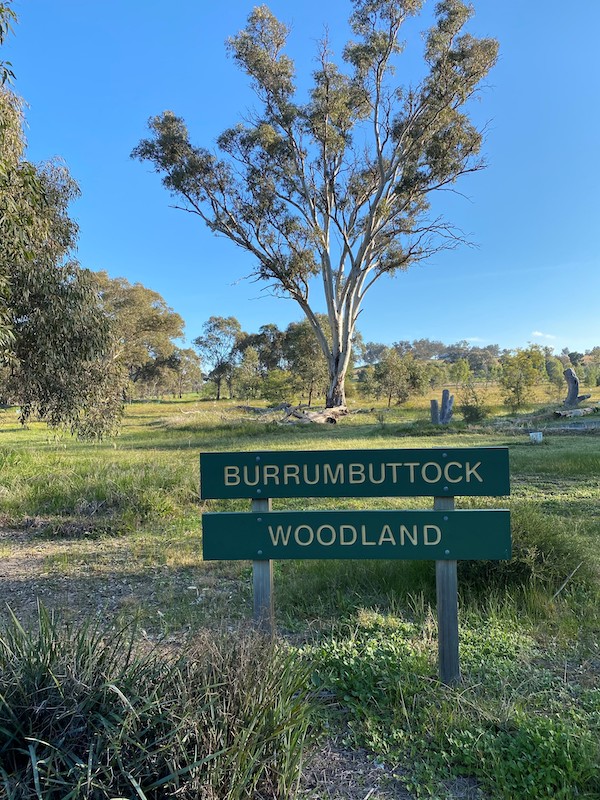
(189, 320), (600, 412)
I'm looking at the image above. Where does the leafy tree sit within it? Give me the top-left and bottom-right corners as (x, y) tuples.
(448, 357), (471, 386)
(171, 347), (203, 397)
(545, 355), (566, 398)
(362, 341), (388, 366)
(423, 359), (448, 388)
(283, 317), (329, 406)
(373, 349), (425, 407)
(133, 0), (498, 408)
(0, 88), (122, 436)
(234, 346), (262, 399)
(261, 368), (298, 405)
(93, 271), (185, 394)
(193, 316), (242, 399)
(500, 346), (546, 411)
(0, 2), (15, 86)
(237, 322), (285, 374)
(395, 338), (446, 360)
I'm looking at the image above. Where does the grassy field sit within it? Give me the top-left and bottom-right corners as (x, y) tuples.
(0, 389), (599, 798)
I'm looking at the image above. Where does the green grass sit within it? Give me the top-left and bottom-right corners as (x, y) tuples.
(0, 393), (599, 797)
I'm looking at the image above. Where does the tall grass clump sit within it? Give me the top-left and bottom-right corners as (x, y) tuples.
(0, 606), (314, 799)
(458, 501), (599, 596)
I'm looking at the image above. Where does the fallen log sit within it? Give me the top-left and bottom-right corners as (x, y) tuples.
(554, 406), (596, 418)
(280, 406), (348, 425)
(236, 403), (291, 414)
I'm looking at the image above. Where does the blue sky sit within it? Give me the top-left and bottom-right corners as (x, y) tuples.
(5, 0), (600, 353)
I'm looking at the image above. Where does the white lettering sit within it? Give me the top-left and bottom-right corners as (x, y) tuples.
(424, 525), (442, 545)
(224, 466), (240, 486)
(268, 525), (292, 546)
(242, 465), (260, 486)
(302, 465), (320, 485)
(323, 463), (344, 484)
(400, 525), (418, 546)
(405, 462), (419, 482)
(368, 463), (386, 484)
(349, 464), (366, 484)
(361, 525), (377, 545)
(378, 525), (397, 545)
(340, 524), (357, 545)
(263, 465), (280, 485)
(316, 525), (336, 546)
(388, 463), (403, 482)
(466, 461), (483, 483)
(294, 525), (314, 546)
(443, 462), (463, 483)
(283, 464), (300, 485)
(421, 462), (443, 483)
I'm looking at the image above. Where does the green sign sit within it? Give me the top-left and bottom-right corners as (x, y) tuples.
(200, 447), (509, 499)
(202, 510), (511, 561)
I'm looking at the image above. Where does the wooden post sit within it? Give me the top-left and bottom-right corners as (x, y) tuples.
(251, 497), (274, 635)
(435, 495), (460, 685)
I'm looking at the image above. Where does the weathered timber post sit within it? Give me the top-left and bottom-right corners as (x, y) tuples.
(563, 368), (591, 407)
(431, 389), (454, 425)
(435, 495), (460, 685)
(252, 497), (274, 635)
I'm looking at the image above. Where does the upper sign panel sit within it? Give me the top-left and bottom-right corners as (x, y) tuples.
(200, 447), (510, 499)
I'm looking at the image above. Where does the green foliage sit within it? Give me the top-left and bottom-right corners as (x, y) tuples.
(500, 346), (547, 410)
(1, 401), (600, 797)
(448, 358), (471, 386)
(193, 315), (242, 400)
(261, 367), (299, 405)
(133, 1), (498, 407)
(446, 714), (599, 800)
(0, 88), (123, 438)
(283, 316), (329, 405)
(372, 349), (426, 406)
(93, 271), (185, 398)
(306, 611), (600, 799)
(309, 617), (430, 719)
(458, 381), (488, 423)
(0, 2), (16, 85)
(0, 606), (315, 799)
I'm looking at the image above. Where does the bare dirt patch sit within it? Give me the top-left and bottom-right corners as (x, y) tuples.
(0, 526), (240, 631)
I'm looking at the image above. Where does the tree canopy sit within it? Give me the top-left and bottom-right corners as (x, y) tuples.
(93, 271), (185, 391)
(133, 0), (498, 407)
(0, 87), (124, 436)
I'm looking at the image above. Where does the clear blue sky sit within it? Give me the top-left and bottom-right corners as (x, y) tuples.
(5, 1), (600, 353)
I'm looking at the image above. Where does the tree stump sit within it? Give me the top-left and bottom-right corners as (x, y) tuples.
(563, 368), (591, 407)
(431, 389), (454, 425)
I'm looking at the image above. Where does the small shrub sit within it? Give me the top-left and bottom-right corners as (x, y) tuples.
(458, 382), (488, 423)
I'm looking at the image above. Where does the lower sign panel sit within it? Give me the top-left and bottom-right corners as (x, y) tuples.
(202, 510), (511, 561)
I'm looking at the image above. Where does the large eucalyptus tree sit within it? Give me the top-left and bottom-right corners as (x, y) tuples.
(134, 0), (497, 407)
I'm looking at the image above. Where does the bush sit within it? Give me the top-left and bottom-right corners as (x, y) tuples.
(458, 382), (488, 423)
(0, 606), (314, 799)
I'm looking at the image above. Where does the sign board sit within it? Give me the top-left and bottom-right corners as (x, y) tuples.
(200, 447), (509, 499)
(199, 445), (511, 685)
(202, 509), (511, 561)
